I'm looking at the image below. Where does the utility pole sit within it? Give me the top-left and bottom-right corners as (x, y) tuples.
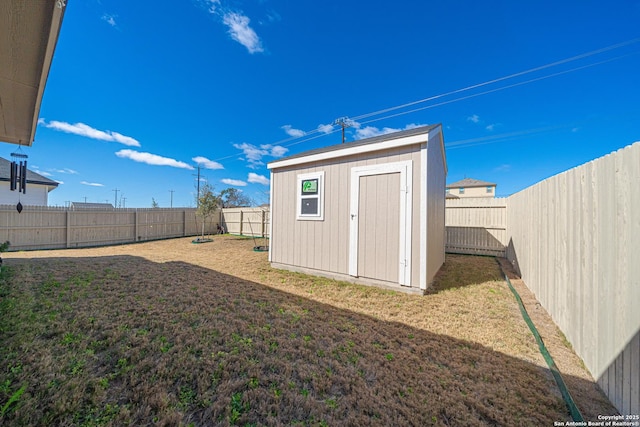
(334, 117), (352, 143)
(83, 196), (88, 203)
(121, 196), (126, 208)
(192, 166), (202, 207)
(169, 190), (174, 208)
(113, 188), (119, 208)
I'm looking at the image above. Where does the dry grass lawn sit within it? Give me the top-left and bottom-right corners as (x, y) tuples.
(0, 235), (616, 426)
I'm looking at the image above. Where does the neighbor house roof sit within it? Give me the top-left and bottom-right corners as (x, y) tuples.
(69, 202), (114, 209)
(268, 124), (443, 170)
(0, 1), (67, 146)
(446, 178), (496, 188)
(0, 157), (59, 188)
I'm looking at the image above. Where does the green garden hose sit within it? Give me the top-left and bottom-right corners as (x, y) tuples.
(497, 260), (584, 422)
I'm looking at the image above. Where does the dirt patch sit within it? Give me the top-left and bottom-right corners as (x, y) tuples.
(0, 236), (617, 425)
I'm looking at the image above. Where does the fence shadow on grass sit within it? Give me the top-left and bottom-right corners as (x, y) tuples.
(0, 254), (617, 426)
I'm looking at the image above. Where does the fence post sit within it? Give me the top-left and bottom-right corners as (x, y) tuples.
(239, 210), (244, 236)
(261, 210), (266, 238)
(66, 209), (71, 248)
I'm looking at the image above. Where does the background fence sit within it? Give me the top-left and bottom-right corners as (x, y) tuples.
(445, 198), (508, 256)
(221, 207), (270, 237)
(0, 206), (220, 250)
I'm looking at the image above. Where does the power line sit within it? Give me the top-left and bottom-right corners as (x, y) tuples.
(348, 37), (640, 123)
(205, 37), (640, 164)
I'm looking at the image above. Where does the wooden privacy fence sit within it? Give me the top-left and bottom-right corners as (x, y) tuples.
(445, 198), (507, 256)
(506, 142), (640, 416)
(0, 206), (219, 250)
(221, 207), (270, 237)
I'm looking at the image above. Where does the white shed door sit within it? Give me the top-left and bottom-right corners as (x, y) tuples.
(349, 161), (412, 286)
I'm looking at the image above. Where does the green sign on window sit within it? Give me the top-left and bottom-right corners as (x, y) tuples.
(302, 179), (318, 194)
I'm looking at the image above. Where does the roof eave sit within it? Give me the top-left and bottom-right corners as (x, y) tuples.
(268, 124), (441, 170)
(0, 1), (67, 147)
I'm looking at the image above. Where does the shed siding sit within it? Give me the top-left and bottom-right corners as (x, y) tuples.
(271, 145), (422, 286)
(425, 131), (446, 285)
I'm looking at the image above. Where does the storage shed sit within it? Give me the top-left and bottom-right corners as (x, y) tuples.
(267, 124), (447, 294)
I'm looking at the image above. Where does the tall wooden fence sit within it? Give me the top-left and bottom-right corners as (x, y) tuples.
(0, 206), (219, 250)
(221, 208), (270, 237)
(506, 142), (640, 416)
(445, 198), (507, 256)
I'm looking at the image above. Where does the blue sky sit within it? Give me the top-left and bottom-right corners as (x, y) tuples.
(7, 0), (640, 207)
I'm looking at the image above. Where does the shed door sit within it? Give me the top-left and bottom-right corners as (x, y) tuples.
(349, 161), (412, 286)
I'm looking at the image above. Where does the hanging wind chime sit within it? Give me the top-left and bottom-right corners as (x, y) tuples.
(10, 149), (28, 213)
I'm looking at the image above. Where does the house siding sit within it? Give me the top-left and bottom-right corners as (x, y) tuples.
(0, 181), (51, 206)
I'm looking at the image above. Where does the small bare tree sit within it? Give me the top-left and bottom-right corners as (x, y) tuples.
(196, 183), (220, 239)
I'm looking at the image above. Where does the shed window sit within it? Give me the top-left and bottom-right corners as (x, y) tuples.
(297, 171), (324, 220)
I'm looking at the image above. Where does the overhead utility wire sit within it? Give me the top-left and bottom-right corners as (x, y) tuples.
(207, 37), (640, 164)
(348, 37), (640, 123)
(356, 52), (640, 129)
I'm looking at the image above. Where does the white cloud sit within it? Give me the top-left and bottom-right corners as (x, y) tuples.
(206, 0), (220, 13)
(248, 172), (269, 185)
(55, 180), (64, 185)
(115, 149), (194, 169)
(80, 181), (105, 187)
(281, 125), (305, 138)
(221, 178), (247, 186)
(222, 12), (264, 54)
(41, 120), (141, 147)
(493, 164), (511, 172)
(354, 123), (422, 140)
(102, 14), (117, 27)
(193, 156), (224, 170)
(317, 123), (334, 134)
(33, 169), (52, 177)
(467, 114), (480, 123)
(266, 145), (288, 157)
(53, 168), (79, 175)
(233, 143), (288, 168)
(486, 124), (496, 131)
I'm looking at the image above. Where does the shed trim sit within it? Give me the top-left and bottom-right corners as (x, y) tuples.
(268, 171), (274, 262)
(296, 171), (325, 221)
(268, 130), (433, 170)
(420, 142), (428, 289)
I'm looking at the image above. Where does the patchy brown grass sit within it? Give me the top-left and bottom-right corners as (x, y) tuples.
(0, 236), (615, 426)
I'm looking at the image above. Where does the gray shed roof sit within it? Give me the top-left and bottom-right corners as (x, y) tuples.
(269, 124), (441, 169)
(446, 178), (496, 188)
(0, 157), (59, 187)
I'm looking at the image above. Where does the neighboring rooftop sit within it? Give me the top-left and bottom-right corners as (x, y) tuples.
(69, 202), (115, 210)
(0, 157), (59, 187)
(447, 178), (496, 188)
